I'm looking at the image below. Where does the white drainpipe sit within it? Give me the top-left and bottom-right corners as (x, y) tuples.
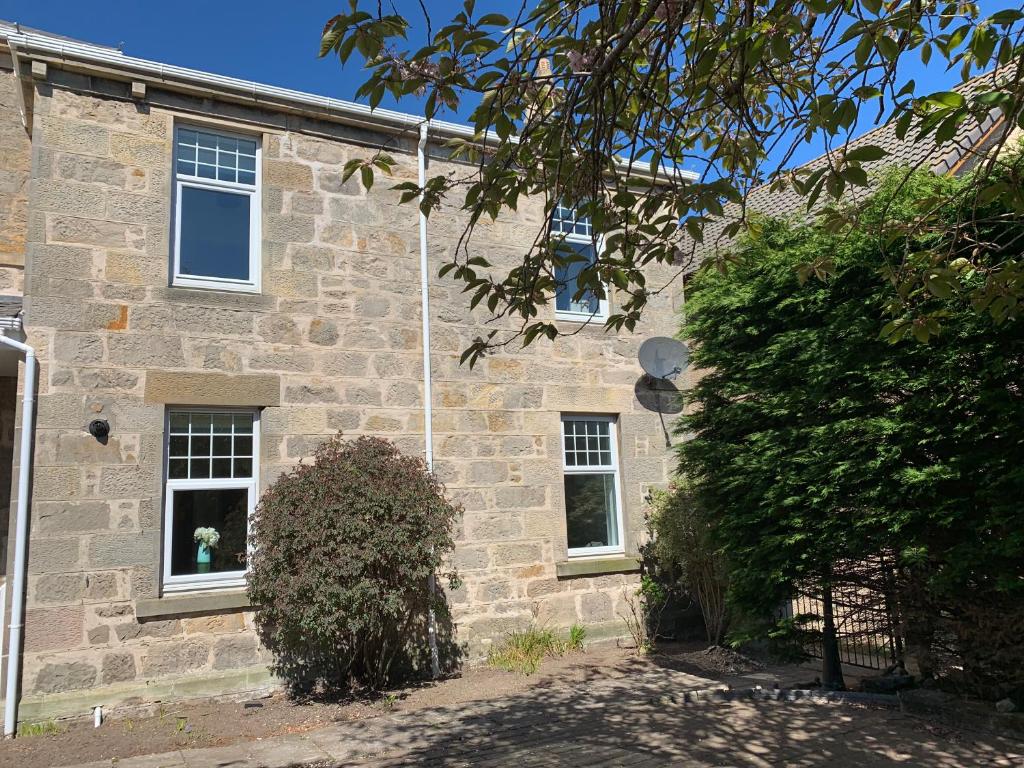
(418, 122), (441, 679)
(1, 317), (37, 738)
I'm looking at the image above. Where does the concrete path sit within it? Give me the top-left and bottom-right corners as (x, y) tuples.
(73, 666), (1022, 768)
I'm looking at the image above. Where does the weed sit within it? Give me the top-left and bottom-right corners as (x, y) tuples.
(124, 717), (135, 733)
(487, 624), (586, 675)
(379, 692), (399, 711)
(19, 719), (61, 737)
(567, 623), (587, 651)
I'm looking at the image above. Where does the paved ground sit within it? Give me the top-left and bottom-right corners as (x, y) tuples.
(70, 666), (1022, 768)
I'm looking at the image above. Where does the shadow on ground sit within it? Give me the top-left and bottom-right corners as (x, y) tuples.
(283, 655), (1019, 767)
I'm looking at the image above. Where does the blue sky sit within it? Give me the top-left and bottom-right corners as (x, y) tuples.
(1, 1), (1013, 171)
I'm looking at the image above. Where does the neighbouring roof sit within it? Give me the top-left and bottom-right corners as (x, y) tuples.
(685, 67), (1017, 267)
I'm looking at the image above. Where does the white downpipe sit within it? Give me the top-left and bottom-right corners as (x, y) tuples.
(1, 328), (36, 738)
(418, 123), (441, 680)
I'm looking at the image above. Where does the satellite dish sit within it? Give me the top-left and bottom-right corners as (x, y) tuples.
(638, 337), (689, 380)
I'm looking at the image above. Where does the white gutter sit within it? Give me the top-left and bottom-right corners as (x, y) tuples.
(1, 318), (36, 738)
(418, 123), (441, 680)
(1, 25), (697, 183)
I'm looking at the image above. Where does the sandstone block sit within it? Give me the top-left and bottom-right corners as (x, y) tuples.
(211, 635), (258, 670)
(264, 160), (313, 191)
(33, 572), (87, 604)
(87, 532), (156, 568)
(24, 605), (85, 652)
(115, 619), (182, 641)
(33, 662), (97, 694)
(110, 133), (168, 168)
(36, 500), (112, 534)
(579, 591), (614, 622)
(26, 537), (81, 573)
(33, 179), (107, 218)
(307, 318), (339, 346)
(144, 371), (280, 406)
(491, 542), (543, 567)
(142, 640), (210, 678)
(48, 216), (141, 248)
(88, 625), (112, 644)
(108, 334), (185, 366)
(102, 652), (137, 684)
(55, 154), (128, 187)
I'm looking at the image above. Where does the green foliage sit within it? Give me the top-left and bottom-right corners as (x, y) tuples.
(677, 168), (1024, 695)
(18, 720), (61, 737)
(247, 435), (461, 693)
(320, 1), (1024, 363)
(486, 624), (585, 674)
(648, 485), (729, 645)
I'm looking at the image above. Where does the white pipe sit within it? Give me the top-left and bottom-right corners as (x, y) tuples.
(93, 706), (102, 728)
(418, 123), (441, 680)
(1, 326), (36, 738)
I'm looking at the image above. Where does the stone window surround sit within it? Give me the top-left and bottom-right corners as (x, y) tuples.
(171, 121), (263, 294)
(162, 406), (261, 594)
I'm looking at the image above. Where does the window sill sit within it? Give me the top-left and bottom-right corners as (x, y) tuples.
(555, 311), (608, 325)
(136, 589), (254, 619)
(555, 556), (640, 579)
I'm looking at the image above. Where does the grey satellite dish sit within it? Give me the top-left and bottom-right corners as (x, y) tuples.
(638, 337), (689, 380)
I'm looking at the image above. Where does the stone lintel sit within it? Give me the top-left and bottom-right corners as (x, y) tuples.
(136, 589), (254, 619)
(555, 556), (640, 579)
(144, 371), (280, 407)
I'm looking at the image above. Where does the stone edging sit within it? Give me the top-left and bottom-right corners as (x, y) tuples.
(650, 685), (900, 708)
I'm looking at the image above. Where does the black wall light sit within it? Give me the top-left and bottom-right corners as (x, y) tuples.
(88, 419), (110, 440)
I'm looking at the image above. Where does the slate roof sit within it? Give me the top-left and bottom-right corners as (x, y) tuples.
(683, 68), (1017, 268)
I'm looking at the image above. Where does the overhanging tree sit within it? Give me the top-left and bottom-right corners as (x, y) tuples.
(320, 1), (1024, 362)
(676, 167), (1024, 695)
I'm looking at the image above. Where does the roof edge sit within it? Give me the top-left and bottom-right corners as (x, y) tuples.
(1, 24), (697, 183)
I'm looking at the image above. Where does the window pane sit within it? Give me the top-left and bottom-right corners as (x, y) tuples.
(234, 435), (252, 457)
(170, 412), (190, 432)
(233, 413), (254, 434)
(233, 458), (252, 478)
(168, 435), (188, 457)
(212, 435), (232, 455)
(212, 413), (233, 433)
(190, 458), (211, 479)
(190, 435), (211, 456)
(170, 488), (249, 576)
(237, 171), (256, 185)
(190, 413), (212, 432)
(178, 186), (251, 282)
(565, 473), (618, 550)
(555, 241), (600, 314)
(168, 458), (188, 479)
(212, 458), (233, 478)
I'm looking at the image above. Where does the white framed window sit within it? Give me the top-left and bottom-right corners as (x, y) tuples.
(551, 203), (608, 322)
(561, 415), (625, 557)
(172, 125), (261, 293)
(162, 408), (259, 592)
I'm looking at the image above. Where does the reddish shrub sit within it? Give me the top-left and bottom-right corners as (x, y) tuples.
(247, 435), (460, 693)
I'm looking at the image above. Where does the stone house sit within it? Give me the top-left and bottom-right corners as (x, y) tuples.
(0, 22), (691, 727)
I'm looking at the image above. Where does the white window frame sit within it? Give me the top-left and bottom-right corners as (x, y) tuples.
(551, 206), (609, 323)
(171, 124), (262, 293)
(161, 407), (260, 593)
(560, 414), (625, 558)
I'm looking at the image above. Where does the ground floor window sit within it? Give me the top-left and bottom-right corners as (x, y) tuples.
(163, 409), (258, 592)
(561, 415), (624, 557)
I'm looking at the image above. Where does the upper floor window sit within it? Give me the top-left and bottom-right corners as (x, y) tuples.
(172, 126), (261, 293)
(550, 203), (607, 321)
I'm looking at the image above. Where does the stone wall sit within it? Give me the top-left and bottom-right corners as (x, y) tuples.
(0, 61), (28, 295)
(11, 66), (685, 719)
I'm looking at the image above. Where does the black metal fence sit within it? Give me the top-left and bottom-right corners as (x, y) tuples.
(786, 555), (904, 670)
